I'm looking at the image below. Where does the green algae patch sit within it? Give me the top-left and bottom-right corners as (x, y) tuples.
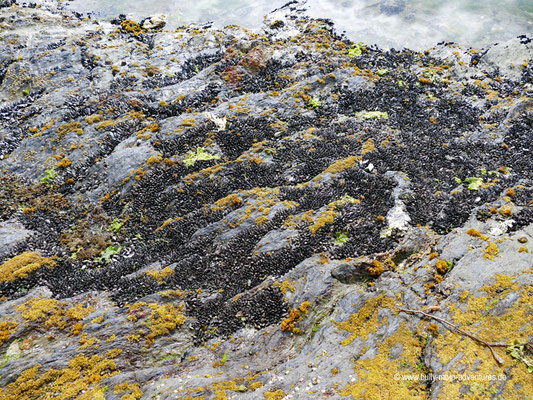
(348, 42), (365, 57)
(0, 252), (56, 282)
(183, 147), (221, 167)
(94, 245), (123, 265)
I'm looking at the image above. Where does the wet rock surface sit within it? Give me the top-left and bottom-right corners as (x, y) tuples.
(0, 1), (531, 399)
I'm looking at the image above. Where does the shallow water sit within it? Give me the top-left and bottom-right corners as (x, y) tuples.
(62, 0), (532, 49)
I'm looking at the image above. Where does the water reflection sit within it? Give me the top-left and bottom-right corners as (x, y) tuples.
(60, 0), (532, 49)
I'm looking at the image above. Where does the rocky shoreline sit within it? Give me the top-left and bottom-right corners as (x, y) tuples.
(0, 1), (532, 399)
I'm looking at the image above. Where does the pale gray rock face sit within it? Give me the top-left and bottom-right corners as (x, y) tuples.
(0, 2), (531, 399)
(0, 219), (33, 258)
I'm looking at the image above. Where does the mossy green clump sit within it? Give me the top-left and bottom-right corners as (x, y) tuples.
(0, 252), (56, 282)
(183, 147), (220, 167)
(41, 168), (57, 185)
(334, 232), (348, 245)
(308, 97), (322, 108)
(108, 219), (124, 233)
(93, 245), (123, 265)
(348, 42), (365, 57)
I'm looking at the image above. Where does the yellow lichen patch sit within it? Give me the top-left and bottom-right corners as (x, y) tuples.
(145, 266), (175, 282)
(264, 389), (285, 399)
(273, 280), (296, 295)
(143, 303), (186, 345)
(324, 155), (360, 174)
(56, 121), (83, 140)
(211, 194), (242, 212)
(368, 260), (384, 276)
(499, 205), (512, 216)
(65, 304), (95, 321)
(181, 117), (196, 127)
(361, 138), (376, 155)
(146, 154), (162, 166)
(0, 320), (18, 347)
(120, 20), (143, 36)
(466, 228), (480, 237)
(154, 216), (182, 232)
(335, 294), (396, 346)
(0, 252), (56, 282)
(114, 382), (143, 400)
(435, 260), (449, 274)
(281, 301), (310, 333)
(339, 323), (426, 400)
(0, 353), (119, 400)
(56, 157), (72, 168)
(309, 206), (338, 235)
(484, 242), (499, 260)
(434, 277), (532, 399)
(16, 297), (94, 330)
(255, 216), (269, 226)
(96, 120), (118, 131)
(250, 381), (264, 390)
(84, 114), (101, 124)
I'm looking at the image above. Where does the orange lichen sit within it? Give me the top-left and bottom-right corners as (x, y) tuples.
(250, 381), (264, 391)
(16, 297), (94, 330)
(281, 301), (310, 333)
(0, 252), (56, 282)
(339, 323), (426, 399)
(56, 157), (72, 168)
(435, 260), (449, 274)
(0, 320), (18, 347)
(368, 260), (384, 276)
(120, 20), (143, 36)
(96, 120), (118, 131)
(499, 205), (512, 216)
(466, 228), (481, 237)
